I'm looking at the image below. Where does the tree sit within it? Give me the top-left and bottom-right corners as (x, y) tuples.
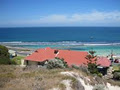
(0, 45), (10, 64)
(85, 51), (99, 74)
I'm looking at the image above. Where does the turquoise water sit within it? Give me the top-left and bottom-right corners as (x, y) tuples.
(6, 44), (120, 56)
(0, 27), (120, 56)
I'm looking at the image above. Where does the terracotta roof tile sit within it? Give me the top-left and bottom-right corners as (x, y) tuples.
(97, 57), (111, 67)
(25, 47), (88, 66)
(25, 47), (111, 67)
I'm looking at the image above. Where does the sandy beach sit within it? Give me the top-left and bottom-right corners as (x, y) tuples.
(6, 46), (35, 56)
(4, 45), (119, 57)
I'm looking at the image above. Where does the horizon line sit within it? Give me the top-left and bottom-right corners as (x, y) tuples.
(0, 26), (120, 28)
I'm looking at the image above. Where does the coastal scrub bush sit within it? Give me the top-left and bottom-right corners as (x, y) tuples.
(97, 72), (103, 77)
(88, 63), (98, 74)
(11, 56), (25, 65)
(113, 72), (120, 80)
(93, 84), (105, 90)
(45, 58), (68, 69)
(55, 57), (68, 68)
(79, 65), (89, 74)
(113, 69), (120, 74)
(71, 64), (79, 69)
(0, 45), (10, 64)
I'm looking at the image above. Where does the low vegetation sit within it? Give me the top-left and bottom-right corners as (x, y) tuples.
(111, 64), (120, 81)
(113, 72), (120, 80)
(45, 57), (68, 69)
(113, 64), (120, 70)
(0, 65), (120, 90)
(0, 65), (78, 90)
(0, 45), (120, 89)
(0, 45), (10, 64)
(71, 64), (80, 69)
(0, 45), (24, 65)
(93, 84), (105, 90)
(11, 56), (25, 65)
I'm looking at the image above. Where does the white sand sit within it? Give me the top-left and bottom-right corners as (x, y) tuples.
(61, 80), (72, 90)
(61, 71), (120, 90)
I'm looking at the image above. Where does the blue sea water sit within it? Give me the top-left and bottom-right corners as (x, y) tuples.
(0, 27), (120, 42)
(0, 27), (120, 56)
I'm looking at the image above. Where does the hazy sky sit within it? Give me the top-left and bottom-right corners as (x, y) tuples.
(0, 0), (120, 27)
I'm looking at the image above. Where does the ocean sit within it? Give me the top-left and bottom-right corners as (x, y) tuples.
(0, 27), (120, 56)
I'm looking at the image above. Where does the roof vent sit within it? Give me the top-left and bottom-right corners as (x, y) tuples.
(54, 50), (59, 54)
(35, 50), (38, 53)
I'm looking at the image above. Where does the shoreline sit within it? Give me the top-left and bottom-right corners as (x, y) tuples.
(1, 41), (120, 45)
(6, 45), (35, 56)
(1, 44), (120, 57)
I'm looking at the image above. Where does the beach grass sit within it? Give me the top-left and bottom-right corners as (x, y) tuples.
(0, 65), (120, 90)
(0, 66), (74, 90)
(112, 63), (120, 71)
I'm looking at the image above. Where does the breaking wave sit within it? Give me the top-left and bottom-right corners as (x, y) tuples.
(0, 41), (120, 46)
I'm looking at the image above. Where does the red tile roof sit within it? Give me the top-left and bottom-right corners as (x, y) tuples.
(97, 57), (111, 67)
(25, 47), (111, 67)
(25, 47), (88, 66)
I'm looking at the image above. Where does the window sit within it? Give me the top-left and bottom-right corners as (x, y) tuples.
(26, 60), (29, 65)
(38, 62), (41, 65)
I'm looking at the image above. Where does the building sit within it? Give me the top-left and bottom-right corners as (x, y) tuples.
(97, 57), (111, 75)
(9, 50), (17, 58)
(23, 47), (88, 66)
(97, 57), (111, 67)
(23, 47), (111, 68)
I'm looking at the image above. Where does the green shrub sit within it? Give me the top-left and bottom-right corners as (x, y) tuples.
(113, 72), (120, 80)
(11, 56), (25, 65)
(71, 64), (79, 69)
(88, 63), (99, 74)
(93, 84), (105, 90)
(79, 65), (89, 74)
(113, 70), (120, 73)
(97, 73), (103, 77)
(45, 58), (68, 69)
(0, 45), (10, 64)
(10, 60), (16, 65)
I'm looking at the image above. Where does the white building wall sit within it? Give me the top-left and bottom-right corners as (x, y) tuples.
(20, 59), (26, 67)
(22, 60), (38, 66)
(28, 61), (38, 65)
